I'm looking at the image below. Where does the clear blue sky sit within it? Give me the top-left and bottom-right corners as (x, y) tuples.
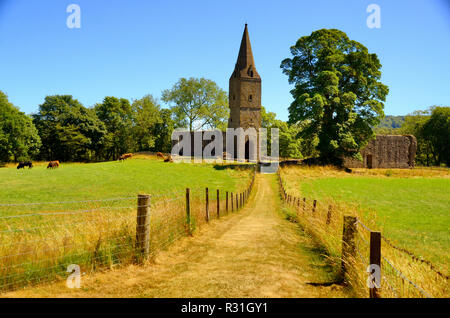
(0, 0), (449, 121)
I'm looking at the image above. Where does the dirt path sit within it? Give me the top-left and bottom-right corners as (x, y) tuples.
(4, 174), (347, 298)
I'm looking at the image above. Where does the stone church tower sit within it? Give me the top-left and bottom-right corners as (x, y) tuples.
(228, 24), (261, 130)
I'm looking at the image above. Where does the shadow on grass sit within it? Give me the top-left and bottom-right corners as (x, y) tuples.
(213, 164), (256, 171)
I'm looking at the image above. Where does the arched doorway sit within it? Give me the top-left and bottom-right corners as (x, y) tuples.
(245, 140), (250, 161)
(366, 155), (373, 169)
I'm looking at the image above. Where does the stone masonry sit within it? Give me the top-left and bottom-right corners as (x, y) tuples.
(343, 135), (417, 169)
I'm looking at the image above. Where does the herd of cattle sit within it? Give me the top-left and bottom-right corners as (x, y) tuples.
(15, 152), (173, 170)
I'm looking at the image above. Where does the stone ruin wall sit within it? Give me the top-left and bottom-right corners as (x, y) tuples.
(344, 135), (417, 169)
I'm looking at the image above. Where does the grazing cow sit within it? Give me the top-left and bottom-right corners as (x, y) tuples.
(164, 155), (173, 163)
(118, 153), (133, 162)
(156, 152), (165, 159)
(17, 161), (33, 169)
(47, 161), (60, 169)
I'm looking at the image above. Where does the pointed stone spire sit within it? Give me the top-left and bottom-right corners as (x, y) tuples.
(233, 24), (259, 78)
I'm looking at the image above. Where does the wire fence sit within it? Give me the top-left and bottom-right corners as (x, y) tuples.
(0, 168), (256, 293)
(277, 168), (448, 298)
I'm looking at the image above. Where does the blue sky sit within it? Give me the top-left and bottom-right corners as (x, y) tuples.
(0, 0), (449, 121)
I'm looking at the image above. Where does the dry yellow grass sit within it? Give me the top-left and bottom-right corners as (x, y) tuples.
(278, 166), (449, 298)
(2, 174), (349, 298)
(0, 158), (254, 292)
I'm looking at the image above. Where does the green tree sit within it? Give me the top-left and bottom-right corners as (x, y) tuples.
(422, 106), (449, 166)
(154, 108), (176, 153)
(281, 29), (389, 165)
(278, 122), (303, 159)
(94, 96), (134, 159)
(131, 95), (163, 152)
(260, 106), (308, 159)
(33, 95), (106, 161)
(0, 91), (41, 162)
(162, 77), (229, 131)
(398, 109), (432, 166)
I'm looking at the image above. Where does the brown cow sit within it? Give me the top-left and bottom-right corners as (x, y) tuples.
(118, 153), (133, 162)
(47, 161), (60, 169)
(164, 155), (173, 163)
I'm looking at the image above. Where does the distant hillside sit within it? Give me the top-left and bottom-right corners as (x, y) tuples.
(377, 115), (405, 129)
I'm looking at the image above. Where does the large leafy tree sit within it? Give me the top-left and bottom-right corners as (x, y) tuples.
(281, 29), (389, 164)
(153, 108), (176, 153)
(33, 95), (106, 161)
(94, 97), (134, 160)
(398, 109), (432, 166)
(162, 77), (229, 131)
(422, 106), (449, 166)
(0, 91), (41, 162)
(131, 94), (163, 152)
(260, 106), (315, 160)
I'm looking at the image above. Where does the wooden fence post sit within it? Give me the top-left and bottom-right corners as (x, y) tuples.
(231, 192), (234, 212)
(312, 200), (317, 213)
(205, 187), (210, 222)
(236, 193), (238, 210)
(217, 189), (220, 218)
(136, 194), (150, 263)
(226, 191), (229, 213)
(240, 193), (242, 208)
(186, 188), (191, 234)
(326, 205), (332, 225)
(341, 216), (357, 276)
(369, 231), (382, 298)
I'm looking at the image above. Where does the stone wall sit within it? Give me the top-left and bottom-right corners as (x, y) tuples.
(344, 135), (417, 169)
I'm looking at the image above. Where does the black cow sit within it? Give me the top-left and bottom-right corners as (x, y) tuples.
(17, 161), (33, 169)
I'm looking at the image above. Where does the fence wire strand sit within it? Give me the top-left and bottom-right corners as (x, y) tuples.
(278, 168), (443, 299)
(0, 170), (256, 293)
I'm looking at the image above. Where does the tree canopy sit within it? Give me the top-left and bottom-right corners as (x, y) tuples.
(261, 106), (317, 160)
(33, 95), (106, 162)
(281, 29), (389, 164)
(0, 91), (41, 162)
(162, 77), (229, 131)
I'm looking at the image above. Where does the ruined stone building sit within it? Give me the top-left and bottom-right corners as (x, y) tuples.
(174, 24), (262, 160)
(343, 135), (417, 168)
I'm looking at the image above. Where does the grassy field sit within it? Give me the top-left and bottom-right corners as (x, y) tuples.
(280, 166), (450, 274)
(0, 156), (253, 292)
(0, 157), (252, 213)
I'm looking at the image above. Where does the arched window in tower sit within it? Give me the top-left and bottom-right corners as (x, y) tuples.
(250, 71), (254, 77)
(249, 95), (253, 102)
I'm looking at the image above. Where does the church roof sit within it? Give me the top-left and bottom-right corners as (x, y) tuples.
(233, 24), (260, 79)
